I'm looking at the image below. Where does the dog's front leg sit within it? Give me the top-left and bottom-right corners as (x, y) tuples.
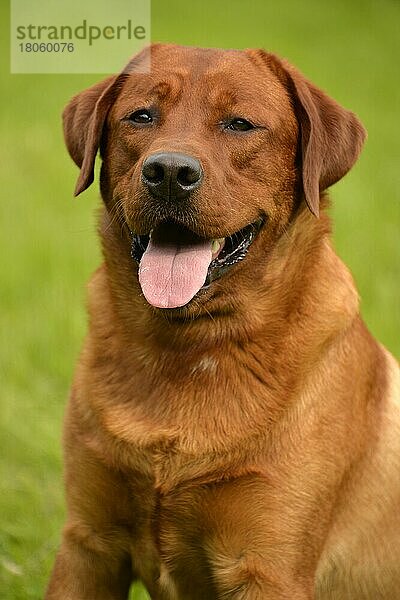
(45, 423), (135, 600)
(45, 528), (132, 600)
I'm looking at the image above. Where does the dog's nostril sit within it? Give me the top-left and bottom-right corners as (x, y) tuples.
(177, 165), (202, 187)
(142, 161), (164, 184)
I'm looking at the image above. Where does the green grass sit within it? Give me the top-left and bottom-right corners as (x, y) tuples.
(1, 0), (399, 598)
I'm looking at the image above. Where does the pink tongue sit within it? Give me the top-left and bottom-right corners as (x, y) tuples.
(139, 238), (212, 308)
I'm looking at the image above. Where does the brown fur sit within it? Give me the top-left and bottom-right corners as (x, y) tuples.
(46, 44), (400, 599)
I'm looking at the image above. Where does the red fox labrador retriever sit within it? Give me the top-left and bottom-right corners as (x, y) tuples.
(46, 44), (400, 599)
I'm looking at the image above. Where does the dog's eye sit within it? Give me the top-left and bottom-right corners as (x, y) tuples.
(128, 109), (153, 124)
(226, 118), (255, 132)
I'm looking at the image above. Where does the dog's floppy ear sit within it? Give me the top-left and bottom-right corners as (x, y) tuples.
(265, 53), (366, 217)
(62, 75), (123, 196)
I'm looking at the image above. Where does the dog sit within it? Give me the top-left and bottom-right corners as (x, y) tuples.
(46, 44), (400, 599)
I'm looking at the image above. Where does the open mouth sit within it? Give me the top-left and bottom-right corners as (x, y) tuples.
(130, 217), (264, 309)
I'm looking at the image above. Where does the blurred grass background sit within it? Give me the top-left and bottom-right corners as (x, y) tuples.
(0, 0), (399, 598)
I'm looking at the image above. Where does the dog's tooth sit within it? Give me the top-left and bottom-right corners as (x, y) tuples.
(211, 239), (220, 253)
(211, 238), (225, 256)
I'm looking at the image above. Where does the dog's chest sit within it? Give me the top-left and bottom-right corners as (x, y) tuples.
(96, 417), (273, 597)
(119, 446), (239, 599)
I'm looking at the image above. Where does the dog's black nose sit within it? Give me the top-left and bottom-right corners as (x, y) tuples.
(141, 152), (203, 201)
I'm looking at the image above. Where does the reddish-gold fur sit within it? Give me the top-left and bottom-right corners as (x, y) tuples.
(46, 44), (400, 599)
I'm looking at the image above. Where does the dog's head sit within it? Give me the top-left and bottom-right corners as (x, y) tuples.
(63, 44), (365, 313)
